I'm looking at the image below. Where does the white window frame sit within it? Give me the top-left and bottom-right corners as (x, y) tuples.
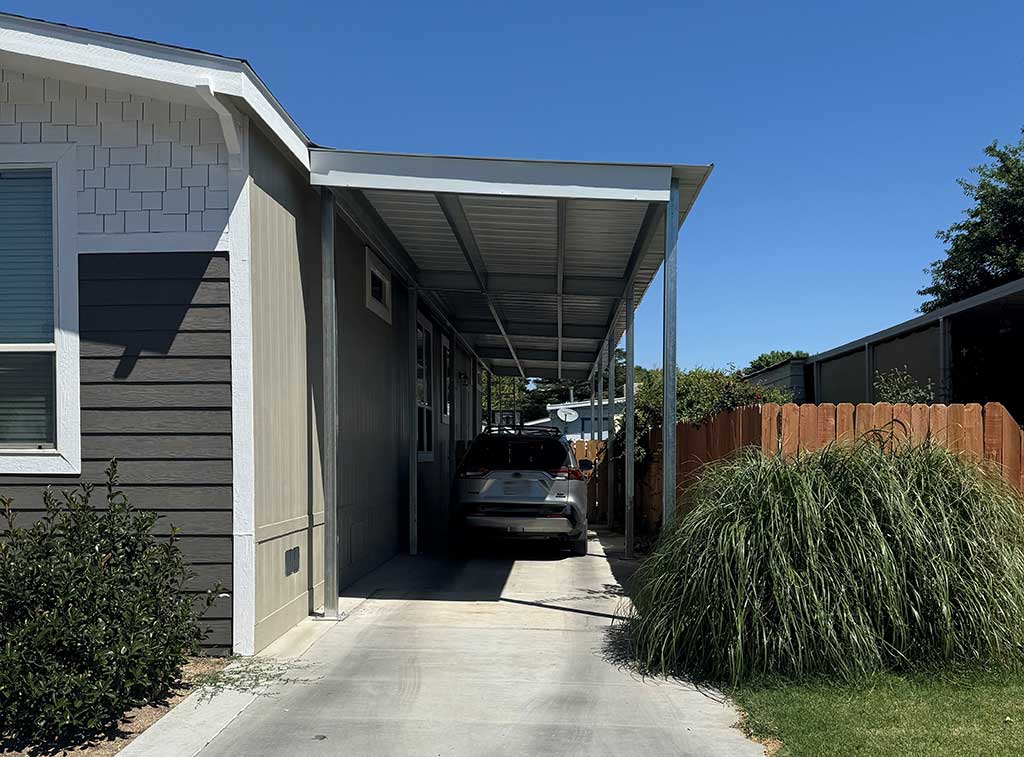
(440, 333), (451, 425)
(416, 313), (434, 462)
(365, 246), (392, 324)
(0, 144), (80, 475)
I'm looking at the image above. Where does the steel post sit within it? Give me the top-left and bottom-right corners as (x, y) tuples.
(662, 178), (679, 529)
(320, 189), (339, 618)
(625, 290), (635, 558)
(606, 333), (615, 527)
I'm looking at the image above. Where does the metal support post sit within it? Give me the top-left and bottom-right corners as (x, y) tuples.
(662, 178), (679, 530)
(321, 189), (339, 618)
(625, 290), (635, 558)
(606, 334), (615, 527)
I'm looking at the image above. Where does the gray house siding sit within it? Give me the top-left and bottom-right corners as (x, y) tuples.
(745, 359), (807, 403)
(249, 127), (326, 651)
(414, 323), (479, 553)
(336, 219), (411, 587)
(0, 251), (233, 653)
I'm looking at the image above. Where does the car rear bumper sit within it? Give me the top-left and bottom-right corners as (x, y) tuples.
(463, 514), (577, 538)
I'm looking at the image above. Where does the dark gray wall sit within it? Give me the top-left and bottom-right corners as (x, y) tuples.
(873, 325), (940, 394)
(817, 349), (868, 404)
(0, 252), (233, 653)
(814, 326), (941, 405)
(336, 220), (411, 587)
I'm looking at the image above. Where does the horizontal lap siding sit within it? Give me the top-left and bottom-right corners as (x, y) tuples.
(0, 252), (233, 652)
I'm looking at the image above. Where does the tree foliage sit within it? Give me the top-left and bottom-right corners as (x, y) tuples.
(744, 349), (809, 375)
(919, 128), (1024, 312)
(622, 367), (792, 462)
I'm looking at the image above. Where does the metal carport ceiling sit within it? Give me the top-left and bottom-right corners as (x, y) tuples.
(310, 149), (712, 380)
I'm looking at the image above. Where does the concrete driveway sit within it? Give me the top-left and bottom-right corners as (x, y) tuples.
(197, 531), (761, 757)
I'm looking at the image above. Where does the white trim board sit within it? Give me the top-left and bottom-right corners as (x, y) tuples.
(78, 231), (229, 254)
(227, 113), (256, 656)
(0, 142), (80, 475)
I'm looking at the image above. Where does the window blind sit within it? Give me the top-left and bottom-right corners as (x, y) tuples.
(0, 353), (56, 447)
(0, 168), (54, 344)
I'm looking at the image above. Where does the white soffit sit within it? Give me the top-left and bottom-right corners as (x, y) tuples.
(0, 13), (309, 169)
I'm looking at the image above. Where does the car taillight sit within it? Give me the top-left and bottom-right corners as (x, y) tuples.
(459, 468), (489, 478)
(547, 468), (583, 481)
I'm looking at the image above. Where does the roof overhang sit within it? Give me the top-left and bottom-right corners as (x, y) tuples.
(313, 148), (712, 380)
(311, 148), (702, 202)
(809, 276), (1024, 363)
(0, 13), (310, 169)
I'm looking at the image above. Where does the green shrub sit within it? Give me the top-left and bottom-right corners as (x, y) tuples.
(874, 365), (935, 404)
(743, 349), (809, 375)
(0, 462), (213, 745)
(625, 440), (1024, 685)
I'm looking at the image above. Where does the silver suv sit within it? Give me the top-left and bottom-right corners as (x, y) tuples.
(454, 427), (591, 556)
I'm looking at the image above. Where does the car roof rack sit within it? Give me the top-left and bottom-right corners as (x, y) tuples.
(481, 424), (563, 438)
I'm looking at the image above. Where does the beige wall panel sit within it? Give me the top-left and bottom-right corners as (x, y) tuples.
(249, 126), (325, 651)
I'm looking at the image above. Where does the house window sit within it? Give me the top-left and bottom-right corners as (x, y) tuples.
(0, 145), (80, 474)
(416, 314), (433, 460)
(440, 334), (452, 425)
(365, 247), (391, 324)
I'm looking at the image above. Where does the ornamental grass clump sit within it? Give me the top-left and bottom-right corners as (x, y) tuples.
(626, 439), (1024, 685)
(0, 461), (214, 746)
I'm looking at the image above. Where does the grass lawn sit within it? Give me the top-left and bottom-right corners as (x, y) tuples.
(733, 670), (1024, 756)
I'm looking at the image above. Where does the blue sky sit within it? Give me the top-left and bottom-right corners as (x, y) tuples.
(16, 0), (1023, 370)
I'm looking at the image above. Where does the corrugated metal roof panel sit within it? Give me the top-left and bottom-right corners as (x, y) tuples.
(362, 190), (468, 272)
(564, 199), (648, 279)
(350, 162), (708, 378)
(460, 195), (558, 276)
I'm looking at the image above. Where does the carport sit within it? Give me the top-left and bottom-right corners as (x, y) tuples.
(311, 149), (712, 616)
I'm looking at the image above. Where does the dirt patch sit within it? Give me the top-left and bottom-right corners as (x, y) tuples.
(2, 656), (231, 757)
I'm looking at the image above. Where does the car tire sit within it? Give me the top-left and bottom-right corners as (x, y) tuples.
(570, 526), (589, 556)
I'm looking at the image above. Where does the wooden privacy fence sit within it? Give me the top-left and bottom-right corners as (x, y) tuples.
(631, 402), (1024, 532)
(570, 439), (604, 466)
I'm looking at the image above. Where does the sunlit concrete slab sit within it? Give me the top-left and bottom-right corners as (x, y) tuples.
(197, 533), (761, 757)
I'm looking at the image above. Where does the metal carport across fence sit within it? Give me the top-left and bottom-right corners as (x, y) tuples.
(312, 148), (712, 616)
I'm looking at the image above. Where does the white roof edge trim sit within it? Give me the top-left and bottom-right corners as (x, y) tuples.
(0, 14), (309, 169)
(310, 149), (710, 201)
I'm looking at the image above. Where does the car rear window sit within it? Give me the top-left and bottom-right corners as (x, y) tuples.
(464, 436), (570, 471)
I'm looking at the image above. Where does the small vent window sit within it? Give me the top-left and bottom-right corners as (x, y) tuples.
(365, 247), (391, 324)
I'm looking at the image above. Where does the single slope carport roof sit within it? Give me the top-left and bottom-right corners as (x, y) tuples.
(311, 148), (712, 381)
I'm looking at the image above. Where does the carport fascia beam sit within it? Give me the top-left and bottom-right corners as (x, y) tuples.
(435, 192), (525, 379)
(309, 148), (677, 202)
